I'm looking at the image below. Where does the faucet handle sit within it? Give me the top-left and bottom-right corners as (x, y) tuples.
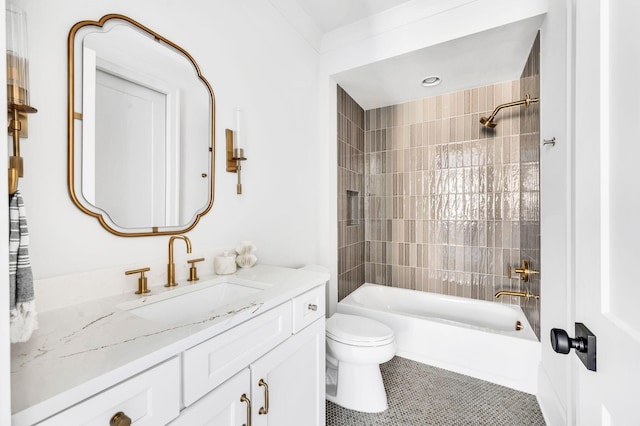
(125, 267), (151, 295)
(187, 258), (205, 282)
(508, 260), (539, 282)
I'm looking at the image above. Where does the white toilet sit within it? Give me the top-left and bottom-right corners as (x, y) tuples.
(325, 313), (396, 413)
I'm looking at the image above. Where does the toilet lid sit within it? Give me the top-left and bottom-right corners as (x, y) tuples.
(326, 313), (394, 346)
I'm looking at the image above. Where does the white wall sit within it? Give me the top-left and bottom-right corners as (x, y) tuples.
(16, 0), (323, 289)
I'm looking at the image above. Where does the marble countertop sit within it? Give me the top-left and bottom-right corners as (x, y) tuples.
(11, 264), (329, 425)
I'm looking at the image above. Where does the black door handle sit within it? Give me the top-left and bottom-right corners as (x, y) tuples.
(550, 328), (586, 354)
(550, 323), (596, 371)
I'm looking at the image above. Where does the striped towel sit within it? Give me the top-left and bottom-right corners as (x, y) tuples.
(9, 190), (37, 343)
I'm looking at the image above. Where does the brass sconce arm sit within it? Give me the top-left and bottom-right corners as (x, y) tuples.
(8, 104), (37, 195)
(226, 128), (247, 194)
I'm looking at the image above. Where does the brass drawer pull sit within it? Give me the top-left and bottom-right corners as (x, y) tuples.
(240, 393), (251, 426)
(110, 411), (131, 426)
(308, 303), (318, 311)
(258, 378), (270, 415)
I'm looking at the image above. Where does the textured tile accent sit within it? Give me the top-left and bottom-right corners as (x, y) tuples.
(326, 357), (546, 426)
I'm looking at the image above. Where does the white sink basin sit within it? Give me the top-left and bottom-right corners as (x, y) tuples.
(119, 278), (270, 326)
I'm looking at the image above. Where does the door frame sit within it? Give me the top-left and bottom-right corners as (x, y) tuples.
(538, 0), (577, 424)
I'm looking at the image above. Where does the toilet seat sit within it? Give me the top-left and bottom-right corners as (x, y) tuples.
(326, 313), (394, 347)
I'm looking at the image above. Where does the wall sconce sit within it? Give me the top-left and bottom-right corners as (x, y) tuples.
(226, 108), (247, 194)
(6, 2), (37, 195)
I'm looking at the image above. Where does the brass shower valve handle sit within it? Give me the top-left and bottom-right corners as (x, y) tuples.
(187, 257), (205, 282)
(125, 267), (151, 295)
(508, 260), (539, 283)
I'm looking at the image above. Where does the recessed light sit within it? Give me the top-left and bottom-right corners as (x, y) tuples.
(421, 76), (441, 87)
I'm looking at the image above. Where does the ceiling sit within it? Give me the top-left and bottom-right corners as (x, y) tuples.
(270, 0), (544, 110)
(332, 17), (543, 110)
(296, 0), (412, 33)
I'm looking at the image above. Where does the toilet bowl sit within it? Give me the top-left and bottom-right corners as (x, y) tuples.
(325, 313), (396, 413)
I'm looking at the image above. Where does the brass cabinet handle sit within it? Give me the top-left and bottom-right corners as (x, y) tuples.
(307, 303), (318, 311)
(110, 411), (132, 426)
(240, 393), (251, 426)
(258, 378), (269, 415)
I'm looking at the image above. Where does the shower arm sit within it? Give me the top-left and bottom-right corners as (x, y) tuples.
(483, 94), (539, 123)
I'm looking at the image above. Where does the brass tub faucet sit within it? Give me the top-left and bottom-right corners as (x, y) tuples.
(166, 235), (192, 287)
(494, 289), (539, 300)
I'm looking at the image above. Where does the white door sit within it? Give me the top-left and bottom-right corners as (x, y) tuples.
(94, 69), (167, 228)
(573, 0), (640, 423)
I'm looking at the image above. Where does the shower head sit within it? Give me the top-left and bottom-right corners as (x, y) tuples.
(479, 116), (497, 128)
(479, 94), (539, 129)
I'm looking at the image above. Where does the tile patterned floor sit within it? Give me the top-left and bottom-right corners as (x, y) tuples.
(326, 357), (546, 426)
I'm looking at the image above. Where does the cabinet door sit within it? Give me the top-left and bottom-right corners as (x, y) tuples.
(171, 369), (251, 426)
(182, 302), (292, 406)
(250, 318), (324, 426)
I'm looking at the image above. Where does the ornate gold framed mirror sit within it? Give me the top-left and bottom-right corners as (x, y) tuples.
(68, 14), (215, 236)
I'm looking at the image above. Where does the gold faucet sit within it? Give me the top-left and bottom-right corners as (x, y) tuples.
(166, 235), (192, 287)
(494, 289), (539, 300)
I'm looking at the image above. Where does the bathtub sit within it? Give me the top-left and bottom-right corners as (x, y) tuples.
(338, 283), (540, 394)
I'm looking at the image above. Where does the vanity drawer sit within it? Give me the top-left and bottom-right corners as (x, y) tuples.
(182, 301), (292, 406)
(37, 357), (180, 425)
(292, 284), (325, 333)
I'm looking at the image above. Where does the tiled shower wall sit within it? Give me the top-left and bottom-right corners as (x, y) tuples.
(337, 86), (365, 301)
(363, 80), (524, 304)
(337, 39), (540, 338)
(519, 33), (541, 338)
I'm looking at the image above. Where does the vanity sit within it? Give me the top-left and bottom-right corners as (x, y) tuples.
(11, 264), (328, 425)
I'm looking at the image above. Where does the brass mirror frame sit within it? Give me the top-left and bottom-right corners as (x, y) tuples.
(67, 14), (215, 237)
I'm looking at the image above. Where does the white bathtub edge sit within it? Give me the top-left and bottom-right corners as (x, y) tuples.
(339, 283), (541, 395)
(536, 364), (567, 426)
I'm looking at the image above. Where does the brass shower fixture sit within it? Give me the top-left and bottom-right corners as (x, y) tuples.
(479, 94), (539, 129)
(494, 290), (539, 300)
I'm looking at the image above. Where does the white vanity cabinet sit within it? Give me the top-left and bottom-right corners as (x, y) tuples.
(250, 317), (324, 426)
(174, 285), (325, 426)
(36, 357), (181, 425)
(11, 266), (329, 426)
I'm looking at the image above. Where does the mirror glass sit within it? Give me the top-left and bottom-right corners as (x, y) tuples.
(68, 15), (215, 236)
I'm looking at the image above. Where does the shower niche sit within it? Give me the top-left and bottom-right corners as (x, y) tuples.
(347, 190), (359, 226)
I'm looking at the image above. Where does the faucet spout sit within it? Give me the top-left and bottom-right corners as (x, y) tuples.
(494, 290), (539, 300)
(166, 235), (192, 287)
